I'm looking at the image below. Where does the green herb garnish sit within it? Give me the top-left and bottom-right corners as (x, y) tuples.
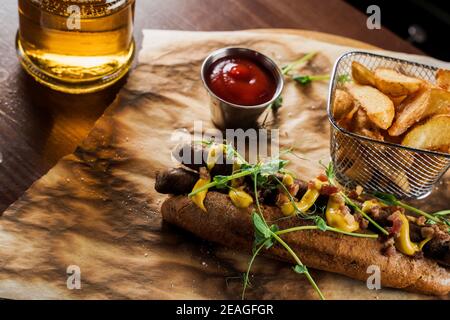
(375, 192), (440, 223)
(242, 157), (378, 301)
(337, 73), (351, 84)
(282, 52), (317, 75)
(433, 210), (450, 216)
(271, 95), (283, 112)
(243, 167), (326, 300)
(375, 192), (450, 230)
(266, 52), (317, 117)
(242, 239), (268, 299)
(191, 143), (387, 300)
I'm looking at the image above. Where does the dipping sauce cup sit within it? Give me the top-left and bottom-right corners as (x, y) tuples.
(201, 48), (284, 129)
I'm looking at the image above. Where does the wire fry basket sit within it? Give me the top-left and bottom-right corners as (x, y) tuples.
(327, 51), (450, 199)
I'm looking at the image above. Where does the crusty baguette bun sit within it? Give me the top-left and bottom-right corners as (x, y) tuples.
(162, 192), (450, 296)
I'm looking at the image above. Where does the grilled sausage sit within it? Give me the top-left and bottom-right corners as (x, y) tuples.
(161, 192), (450, 296)
(155, 168), (198, 195)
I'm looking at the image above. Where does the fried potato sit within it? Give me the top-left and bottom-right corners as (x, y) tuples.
(376, 147), (414, 195)
(352, 108), (384, 141)
(374, 68), (423, 96)
(388, 88), (430, 136)
(351, 61), (376, 86)
(344, 156), (373, 184)
(336, 116), (353, 131)
(336, 105), (359, 131)
(402, 115), (450, 152)
(346, 83), (395, 130)
(377, 166), (411, 194)
(424, 87), (450, 117)
(389, 95), (407, 108)
(333, 89), (354, 120)
(436, 69), (450, 91)
(388, 87), (450, 136)
(375, 167), (411, 196)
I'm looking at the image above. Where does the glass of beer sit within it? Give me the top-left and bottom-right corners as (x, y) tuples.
(16, 0), (136, 94)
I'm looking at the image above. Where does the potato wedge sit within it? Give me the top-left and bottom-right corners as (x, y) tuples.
(424, 87), (450, 117)
(351, 61), (376, 86)
(402, 115), (450, 152)
(344, 156), (373, 185)
(389, 87), (450, 136)
(375, 167), (411, 195)
(351, 108), (384, 141)
(436, 69), (450, 91)
(388, 88), (431, 136)
(336, 104), (359, 131)
(374, 68), (423, 96)
(346, 83), (395, 130)
(333, 89), (354, 120)
(389, 95), (407, 108)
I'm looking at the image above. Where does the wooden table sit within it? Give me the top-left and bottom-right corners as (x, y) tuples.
(0, 0), (422, 212)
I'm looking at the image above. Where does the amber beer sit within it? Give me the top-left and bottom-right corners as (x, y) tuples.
(17, 0), (135, 93)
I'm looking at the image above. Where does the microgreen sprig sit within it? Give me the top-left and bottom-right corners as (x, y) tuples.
(275, 225), (378, 239)
(243, 168), (325, 300)
(433, 210), (450, 216)
(189, 169), (255, 197)
(374, 192), (450, 231)
(374, 192), (440, 223)
(271, 175), (377, 238)
(270, 231), (325, 300)
(293, 74), (331, 86)
(242, 238), (269, 299)
(337, 73), (351, 85)
(192, 144), (379, 299)
(248, 209), (326, 300)
(271, 96), (284, 112)
(263, 52), (322, 124)
(282, 52), (317, 75)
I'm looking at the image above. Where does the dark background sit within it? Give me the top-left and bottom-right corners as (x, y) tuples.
(346, 0), (450, 61)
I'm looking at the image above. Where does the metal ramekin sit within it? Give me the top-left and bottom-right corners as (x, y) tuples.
(327, 51), (450, 199)
(201, 47), (284, 130)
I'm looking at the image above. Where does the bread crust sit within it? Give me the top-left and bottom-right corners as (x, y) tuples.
(162, 192), (450, 296)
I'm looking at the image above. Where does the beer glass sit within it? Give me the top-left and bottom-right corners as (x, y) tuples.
(17, 0), (136, 94)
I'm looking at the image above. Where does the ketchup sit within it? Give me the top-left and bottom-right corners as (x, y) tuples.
(206, 56), (277, 106)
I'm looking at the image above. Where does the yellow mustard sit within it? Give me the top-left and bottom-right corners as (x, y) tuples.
(297, 189), (320, 213)
(362, 199), (386, 213)
(325, 196), (359, 232)
(190, 178), (211, 212)
(229, 188), (253, 209)
(280, 201), (296, 216)
(206, 144), (224, 171)
(395, 213), (420, 256)
(282, 174), (295, 187)
(279, 179), (322, 216)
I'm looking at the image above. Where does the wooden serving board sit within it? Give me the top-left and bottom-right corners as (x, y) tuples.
(0, 29), (448, 300)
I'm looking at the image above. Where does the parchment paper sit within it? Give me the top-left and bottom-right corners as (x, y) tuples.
(0, 30), (448, 300)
